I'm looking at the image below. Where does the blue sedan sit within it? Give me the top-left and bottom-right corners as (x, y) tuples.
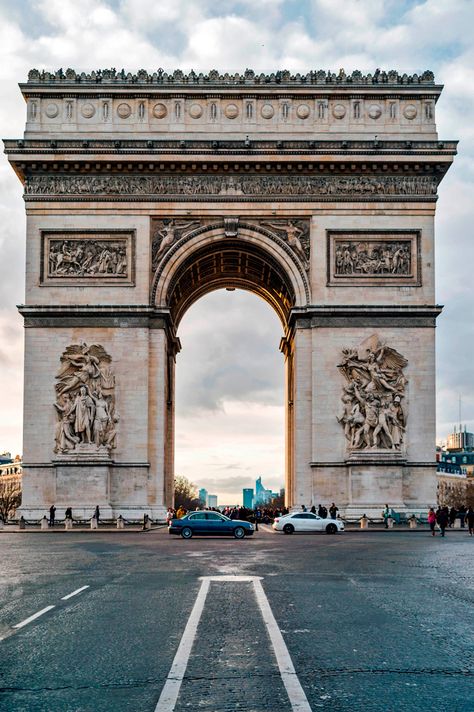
(169, 510), (254, 539)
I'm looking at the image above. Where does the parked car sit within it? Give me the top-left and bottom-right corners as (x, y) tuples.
(272, 512), (344, 535)
(169, 510), (254, 539)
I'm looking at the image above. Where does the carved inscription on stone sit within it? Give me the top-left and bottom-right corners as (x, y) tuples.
(337, 335), (408, 452)
(328, 231), (420, 286)
(42, 232), (134, 285)
(25, 174), (439, 199)
(54, 343), (118, 456)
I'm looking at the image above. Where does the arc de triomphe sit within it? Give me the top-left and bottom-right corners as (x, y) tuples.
(5, 68), (456, 520)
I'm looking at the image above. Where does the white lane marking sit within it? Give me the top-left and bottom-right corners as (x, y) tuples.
(12, 605), (56, 629)
(154, 578), (210, 712)
(154, 575), (311, 712)
(252, 578), (312, 712)
(61, 585), (90, 600)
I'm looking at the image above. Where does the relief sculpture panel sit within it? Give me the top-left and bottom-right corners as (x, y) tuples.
(328, 231), (420, 286)
(337, 335), (408, 453)
(42, 231), (134, 285)
(54, 343), (118, 457)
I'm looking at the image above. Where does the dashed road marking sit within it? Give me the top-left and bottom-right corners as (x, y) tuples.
(12, 605), (56, 630)
(61, 585), (90, 600)
(154, 575), (312, 712)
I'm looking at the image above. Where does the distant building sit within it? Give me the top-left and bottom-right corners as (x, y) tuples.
(0, 455), (23, 518)
(207, 494), (218, 508)
(198, 488), (208, 506)
(0, 452), (13, 466)
(446, 424), (474, 452)
(254, 476), (274, 505)
(243, 488), (254, 509)
(438, 450), (474, 476)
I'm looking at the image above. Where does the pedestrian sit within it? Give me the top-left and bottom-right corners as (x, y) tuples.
(49, 504), (56, 527)
(176, 505), (186, 519)
(166, 507), (174, 525)
(466, 506), (474, 536)
(65, 507), (72, 520)
(436, 507), (448, 537)
(318, 504), (327, 518)
(94, 505), (100, 523)
(458, 505), (467, 528)
(301, 504), (307, 512)
(329, 502), (338, 519)
(310, 505), (316, 514)
(427, 507), (436, 536)
(448, 506), (457, 528)
(382, 504), (390, 529)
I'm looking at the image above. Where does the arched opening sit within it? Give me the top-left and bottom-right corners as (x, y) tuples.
(154, 230), (300, 510)
(175, 289), (285, 507)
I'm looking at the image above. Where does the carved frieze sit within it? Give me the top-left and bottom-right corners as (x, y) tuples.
(41, 231), (135, 285)
(254, 219), (310, 268)
(327, 231), (420, 286)
(337, 335), (408, 452)
(25, 174), (439, 200)
(151, 219), (201, 272)
(54, 343), (118, 456)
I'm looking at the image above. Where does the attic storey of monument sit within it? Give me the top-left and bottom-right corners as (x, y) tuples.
(4, 67), (456, 520)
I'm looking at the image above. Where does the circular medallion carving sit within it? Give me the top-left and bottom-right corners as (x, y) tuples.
(45, 103), (59, 119)
(368, 104), (382, 119)
(296, 104), (310, 119)
(117, 102), (132, 119)
(332, 104), (346, 119)
(81, 103), (95, 119)
(153, 103), (168, 119)
(224, 103), (239, 119)
(189, 103), (203, 119)
(261, 103), (275, 119)
(403, 104), (417, 120)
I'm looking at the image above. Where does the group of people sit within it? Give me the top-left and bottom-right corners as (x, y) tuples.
(48, 504), (100, 526)
(427, 505), (474, 537)
(166, 502), (341, 525)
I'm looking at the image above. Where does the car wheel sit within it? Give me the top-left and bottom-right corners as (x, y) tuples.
(283, 523), (294, 534)
(181, 527), (193, 539)
(233, 526), (245, 539)
(326, 523), (337, 535)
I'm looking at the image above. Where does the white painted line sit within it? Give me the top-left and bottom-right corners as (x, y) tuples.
(12, 605), (56, 629)
(252, 578), (312, 711)
(61, 585), (90, 600)
(154, 575), (311, 712)
(154, 578), (210, 712)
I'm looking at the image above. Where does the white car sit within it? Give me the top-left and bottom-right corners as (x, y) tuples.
(272, 512), (344, 535)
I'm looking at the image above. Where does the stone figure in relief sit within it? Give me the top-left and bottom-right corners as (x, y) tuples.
(48, 239), (128, 278)
(152, 219), (200, 269)
(262, 219), (310, 269)
(334, 240), (411, 277)
(54, 343), (117, 455)
(337, 335), (408, 451)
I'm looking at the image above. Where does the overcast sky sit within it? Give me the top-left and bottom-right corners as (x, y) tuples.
(0, 0), (472, 504)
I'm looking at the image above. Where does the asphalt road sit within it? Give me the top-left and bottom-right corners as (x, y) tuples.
(0, 526), (473, 712)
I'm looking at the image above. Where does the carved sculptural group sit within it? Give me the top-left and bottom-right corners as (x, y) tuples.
(334, 240), (411, 276)
(54, 343), (118, 455)
(48, 239), (128, 278)
(337, 336), (408, 451)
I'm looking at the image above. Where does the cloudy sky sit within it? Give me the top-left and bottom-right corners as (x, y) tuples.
(0, 0), (472, 503)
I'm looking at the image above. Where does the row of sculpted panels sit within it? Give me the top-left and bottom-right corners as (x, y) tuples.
(27, 96), (436, 133)
(39, 224), (422, 289)
(53, 334), (409, 461)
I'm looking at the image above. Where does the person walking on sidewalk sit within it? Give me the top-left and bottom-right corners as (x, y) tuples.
(94, 505), (100, 523)
(329, 502), (339, 520)
(428, 507), (436, 536)
(466, 506), (474, 536)
(49, 504), (56, 527)
(436, 507), (448, 537)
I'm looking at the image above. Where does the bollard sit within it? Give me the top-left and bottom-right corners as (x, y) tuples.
(409, 516), (417, 529)
(0, 518), (4, 530)
(386, 516), (394, 529)
(360, 514), (369, 529)
(19, 516), (26, 530)
(90, 516), (98, 529)
(40, 516), (49, 530)
(116, 515), (125, 529)
(65, 518), (73, 530)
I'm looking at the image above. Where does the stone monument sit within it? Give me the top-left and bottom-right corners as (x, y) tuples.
(4, 67), (456, 519)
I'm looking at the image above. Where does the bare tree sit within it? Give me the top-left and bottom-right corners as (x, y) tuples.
(0, 482), (22, 522)
(174, 475), (202, 511)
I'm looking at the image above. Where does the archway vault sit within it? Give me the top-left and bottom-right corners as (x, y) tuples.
(151, 222), (310, 330)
